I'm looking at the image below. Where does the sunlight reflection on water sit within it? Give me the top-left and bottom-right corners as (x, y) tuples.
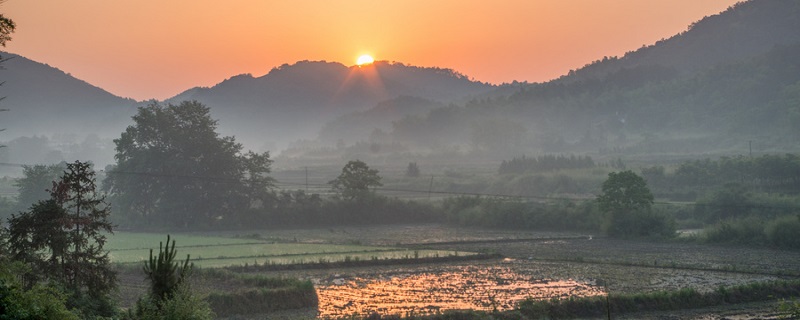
(315, 265), (605, 318)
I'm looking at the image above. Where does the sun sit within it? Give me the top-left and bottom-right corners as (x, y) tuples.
(356, 54), (374, 66)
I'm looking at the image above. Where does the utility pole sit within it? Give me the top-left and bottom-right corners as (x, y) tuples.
(427, 175), (434, 201)
(749, 140), (752, 158)
(305, 167), (308, 191)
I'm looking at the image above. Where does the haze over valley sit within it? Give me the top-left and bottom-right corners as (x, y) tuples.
(1, 1), (799, 319)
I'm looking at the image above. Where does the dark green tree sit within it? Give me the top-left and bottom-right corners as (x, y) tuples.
(7, 161), (116, 317)
(143, 235), (191, 302)
(103, 101), (274, 228)
(126, 235), (213, 320)
(329, 160), (382, 201)
(597, 170), (673, 238)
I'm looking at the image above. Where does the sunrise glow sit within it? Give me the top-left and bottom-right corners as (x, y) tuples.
(2, 1), (741, 100)
(356, 54), (375, 66)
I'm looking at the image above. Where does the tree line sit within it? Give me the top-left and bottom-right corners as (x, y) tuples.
(641, 154), (800, 195)
(498, 154), (595, 174)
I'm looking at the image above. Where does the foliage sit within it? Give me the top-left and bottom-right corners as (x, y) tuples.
(0, 13), (14, 47)
(672, 154), (800, 193)
(124, 283), (214, 320)
(597, 170), (653, 214)
(0, 279), (80, 320)
(14, 163), (65, 211)
(207, 285), (317, 317)
(701, 214), (800, 249)
(329, 160), (383, 201)
(143, 235), (192, 302)
(6, 160), (116, 317)
(499, 154), (595, 174)
(126, 236), (213, 320)
(597, 170), (673, 238)
(104, 101), (274, 228)
(441, 196), (602, 232)
(765, 215), (800, 248)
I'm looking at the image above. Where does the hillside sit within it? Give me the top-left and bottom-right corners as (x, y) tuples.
(0, 52), (135, 139)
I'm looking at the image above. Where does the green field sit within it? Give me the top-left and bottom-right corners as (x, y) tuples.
(108, 232), (469, 268)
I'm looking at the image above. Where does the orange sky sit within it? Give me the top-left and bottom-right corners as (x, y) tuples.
(3, 0), (740, 101)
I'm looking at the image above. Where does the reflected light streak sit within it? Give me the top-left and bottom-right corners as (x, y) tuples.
(316, 266), (605, 318)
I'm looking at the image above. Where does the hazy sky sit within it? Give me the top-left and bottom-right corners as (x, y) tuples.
(3, 0), (740, 101)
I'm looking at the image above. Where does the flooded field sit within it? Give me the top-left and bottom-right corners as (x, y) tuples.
(315, 264), (605, 318)
(117, 225), (799, 319)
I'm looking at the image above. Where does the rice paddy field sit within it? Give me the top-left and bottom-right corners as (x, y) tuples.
(108, 231), (469, 268)
(112, 226), (800, 319)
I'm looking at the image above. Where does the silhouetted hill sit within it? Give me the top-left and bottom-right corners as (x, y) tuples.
(0, 51), (136, 139)
(167, 60), (493, 149)
(317, 95), (446, 144)
(362, 0), (800, 159)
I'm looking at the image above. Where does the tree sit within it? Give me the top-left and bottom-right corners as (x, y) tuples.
(103, 101), (274, 228)
(143, 235), (191, 302)
(14, 163), (64, 211)
(0, 12), (14, 47)
(126, 235), (213, 320)
(597, 170), (672, 238)
(7, 161), (116, 317)
(329, 160), (382, 201)
(0, 278), (80, 320)
(406, 162), (420, 177)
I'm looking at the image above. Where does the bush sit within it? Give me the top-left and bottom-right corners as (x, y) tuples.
(702, 216), (768, 245)
(0, 278), (80, 320)
(701, 214), (800, 249)
(765, 215), (800, 248)
(125, 284), (214, 320)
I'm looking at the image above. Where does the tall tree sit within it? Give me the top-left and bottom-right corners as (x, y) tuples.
(329, 160), (382, 201)
(7, 161), (116, 316)
(597, 170), (673, 238)
(104, 101), (274, 228)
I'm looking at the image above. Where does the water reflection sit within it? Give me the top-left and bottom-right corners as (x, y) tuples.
(316, 265), (605, 318)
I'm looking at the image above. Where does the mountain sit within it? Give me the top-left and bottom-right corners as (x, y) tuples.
(0, 52), (136, 139)
(346, 0), (800, 159)
(167, 60), (493, 150)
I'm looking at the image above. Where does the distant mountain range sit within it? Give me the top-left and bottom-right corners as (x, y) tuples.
(1, 0), (798, 164)
(166, 61), (493, 149)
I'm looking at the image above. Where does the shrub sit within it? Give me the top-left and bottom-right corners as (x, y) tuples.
(765, 215), (800, 248)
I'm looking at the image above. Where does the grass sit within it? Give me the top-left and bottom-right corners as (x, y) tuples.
(106, 232), (259, 250)
(107, 232), (469, 268)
